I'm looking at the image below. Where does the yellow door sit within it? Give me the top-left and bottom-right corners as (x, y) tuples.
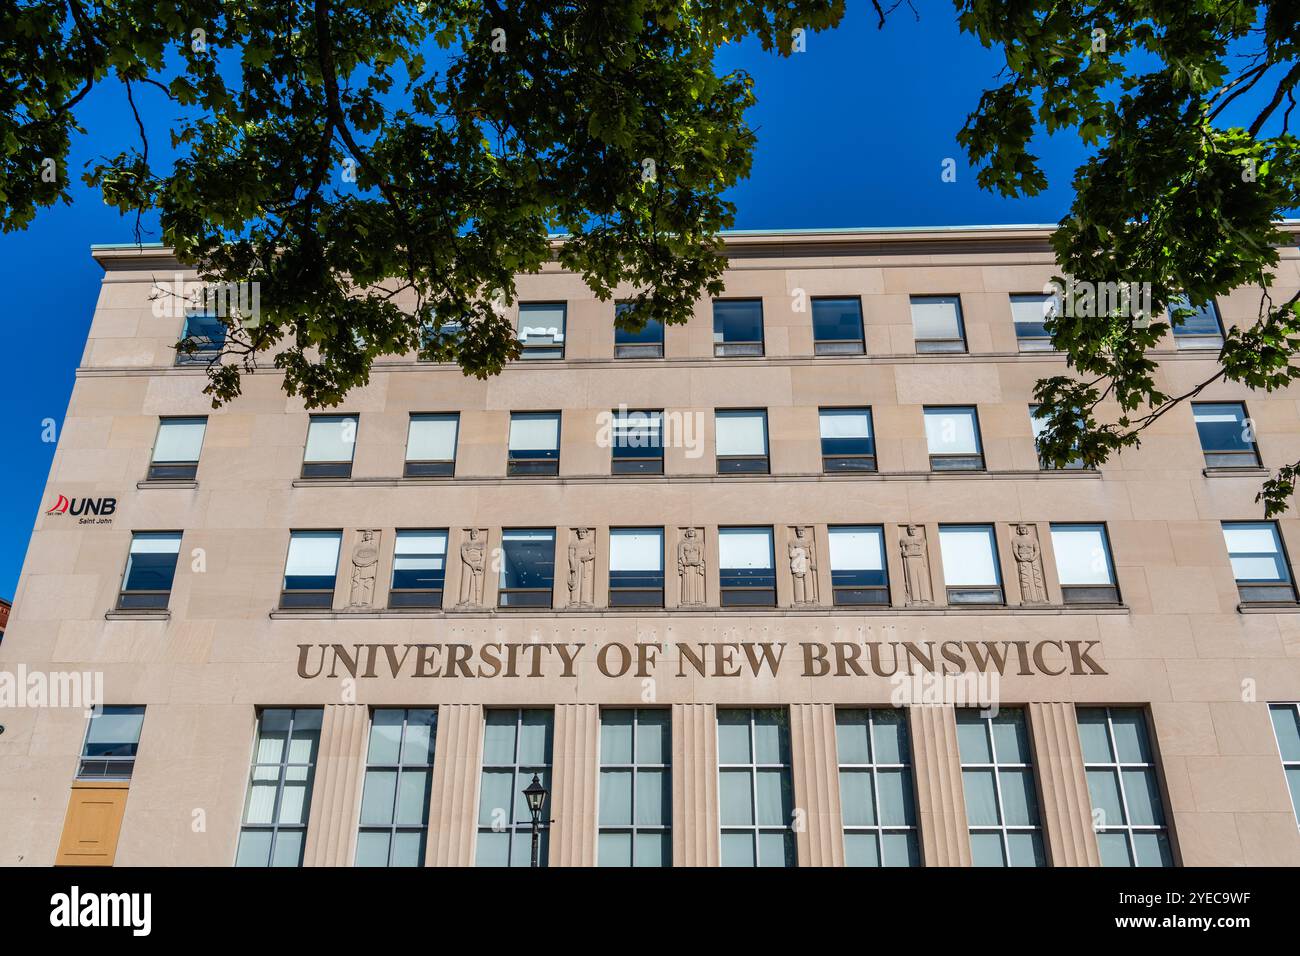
(55, 782), (129, 866)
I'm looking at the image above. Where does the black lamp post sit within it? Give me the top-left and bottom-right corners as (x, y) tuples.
(522, 773), (549, 868)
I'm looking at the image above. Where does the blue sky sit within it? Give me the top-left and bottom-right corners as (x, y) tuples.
(0, 6), (1094, 599)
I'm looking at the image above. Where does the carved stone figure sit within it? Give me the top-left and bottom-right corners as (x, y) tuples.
(457, 528), (487, 608)
(900, 524), (933, 606)
(677, 527), (706, 606)
(348, 530), (380, 608)
(788, 526), (819, 605)
(567, 528), (596, 607)
(1013, 523), (1048, 605)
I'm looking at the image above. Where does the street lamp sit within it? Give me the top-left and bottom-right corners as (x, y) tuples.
(522, 773), (549, 868)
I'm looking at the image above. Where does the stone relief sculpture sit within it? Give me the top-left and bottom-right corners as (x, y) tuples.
(1013, 523), (1048, 605)
(677, 527), (706, 607)
(788, 525), (819, 605)
(348, 530), (380, 608)
(567, 528), (596, 607)
(456, 528), (487, 608)
(899, 524), (933, 606)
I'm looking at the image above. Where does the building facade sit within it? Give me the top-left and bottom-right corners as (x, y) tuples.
(2, 225), (1300, 867)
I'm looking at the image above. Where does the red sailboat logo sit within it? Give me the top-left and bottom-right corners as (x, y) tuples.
(46, 494), (70, 515)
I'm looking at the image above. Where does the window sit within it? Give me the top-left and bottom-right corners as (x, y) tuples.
(599, 709), (671, 866)
(835, 709), (919, 866)
(356, 709), (437, 867)
(1193, 402), (1259, 468)
(609, 528), (665, 607)
(713, 299), (764, 356)
(615, 303), (664, 358)
(719, 527), (776, 607)
(820, 408), (876, 473)
(176, 311), (226, 364)
(281, 531), (342, 608)
(1051, 523), (1120, 604)
(302, 414), (357, 478)
(117, 531), (182, 610)
(957, 708), (1045, 867)
(1030, 405), (1085, 469)
(925, 406), (984, 471)
(148, 417), (206, 480)
(404, 413), (458, 477)
(1222, 521), (1296, 604)
(1169, 295), (1224, 350)
(236, 708), (322, 867)
(718, 708), (795, 867)
(1269, 703), (1300, 829)
(828, 526), (889, 606)
(939, 525), (1004, 604)
(1010, 293), (1059, 351)
(911, 295), (966, 353)
(77, 706), (146, 779)
(476, 709), (553, 866)
(508, 411), (560, 476)
(716, 409), (769, 474)
(611, 409), (663, 475)
(812, 297), (865, 355)
(389, 530), (448, 608)
(499, 528), (555, 608)
(1077, 707), (1173, 866)
(517, 302), (566, 359)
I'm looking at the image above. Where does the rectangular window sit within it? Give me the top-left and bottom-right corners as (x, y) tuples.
(1170, 295), (1224, 349)
(404, 413), (459, 477)
(517, 302), (566, 359)
(236, 708), (322, 867)
(1193, 402), (1259, 469)
(508, 411), (560, 476)
(1077, 707), (1173, 866)
(1030, 405), (1085, 470)
(1222, 521), (1296, 604)
(1050, 523), (1120, 604)
(713, 299), (764, 357)
(828, 526), (889, 606)
(148, 417), (206, 480)
(77, 706), (146, 779)
(939, 525), (1004, 604)
(608, 528), (665, 607)
(302, 414), (357, 478)
(820, 407), (876, 473)
(389, 530), (448, 608)
(598, 709), (672, 866)
(499, 528), (555, 608)
(355, 709), (437, 867)
(718, 708), (795, 867)
(835, 709), (919, 866)
(281, 530), (342, 609)
(176, 311), (226, 364)
(719, 527), (776, 607)
(716, 409), (769, 474)
(1010, 293), (1058, 351)
(1269, 703), (1300, 829)
(911, 295), (966, 353)
(611, 409), (663, 475)
(957, 708), (1045, 867)
(615, 303), (664, 358)
(925, 406), (984, 471)
(476, 709), (554, 866)
(812, 297), (865, 355)
(117, 531), (182, 610)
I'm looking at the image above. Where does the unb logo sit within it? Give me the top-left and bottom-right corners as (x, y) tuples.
(46, 495), (117, 517)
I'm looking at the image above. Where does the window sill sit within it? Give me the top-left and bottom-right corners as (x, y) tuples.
(105, 609), (171, 621)
(268, 603), (1128, 620)
(136, 479), (199, 490)
(1203, 466), (1269, 478)
(1237, 603), (1300, 614)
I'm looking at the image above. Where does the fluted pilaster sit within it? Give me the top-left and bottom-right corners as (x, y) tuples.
(672, 703), (719, 866)
(426, 703), (483, 866)
(910, 706), (972, 866)
(1029, 701), (1101, 866)
(790, 703), (844, 866)
(550, 703), (600, 866)
(303, 703), (368, 867)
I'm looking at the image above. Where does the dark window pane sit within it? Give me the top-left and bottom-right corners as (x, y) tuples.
(812, 298), (864, 344)
(713, 301), (764, 346)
